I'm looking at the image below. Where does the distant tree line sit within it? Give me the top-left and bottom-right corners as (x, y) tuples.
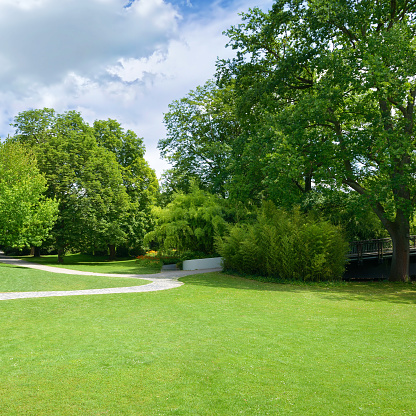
(2, 109), (158, 263)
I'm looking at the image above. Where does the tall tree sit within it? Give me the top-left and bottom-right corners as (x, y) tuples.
(218, 0), (416, 281)
(93, 119), (159, 256)
(159, 80), (236, 198)
(160, 80), (308, 206)
(0, 141), (58, 248)
(12, 110), (130, 262)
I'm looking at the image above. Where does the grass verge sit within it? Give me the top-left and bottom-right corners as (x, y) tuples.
(0, 272), (415, 415)
(0, 263), (150, 292)
(19, 253), (162, 274)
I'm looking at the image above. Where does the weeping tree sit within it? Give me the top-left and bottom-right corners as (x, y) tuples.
(144, 184), (228, 255)
(218, 0), (416, 281)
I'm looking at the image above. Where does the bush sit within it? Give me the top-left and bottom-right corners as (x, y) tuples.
(144, 184), (228, 255)
(135, 255), (162, 270)
(216, 202), (348, 282)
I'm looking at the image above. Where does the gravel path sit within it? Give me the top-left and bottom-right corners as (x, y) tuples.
(0, 253), (222, 300)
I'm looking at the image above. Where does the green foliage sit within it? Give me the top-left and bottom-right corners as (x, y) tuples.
(93, 118), (159, 253)
(218, 1), (416, 280)
(11, 109), (157, 259)
(216, 202), (348, 282)
(93, 119), (158, 210)
(145, 184), (228, 254)
(0, 141), (58, 248)
(37, 111), (129, 254)
(159, 80), (235, 198)
(302, 189), (388, 241)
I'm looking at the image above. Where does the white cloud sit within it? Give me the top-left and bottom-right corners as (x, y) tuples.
(0, 0), (274, 178)
(0, 0), (178, 89)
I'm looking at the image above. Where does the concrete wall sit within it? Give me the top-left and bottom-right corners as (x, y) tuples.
(182, 257), (223, 271)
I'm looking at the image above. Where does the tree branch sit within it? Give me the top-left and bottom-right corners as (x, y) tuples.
(388, 0), (397, 29)
(292, 179), (306, 193)
(342, 176), (394, 231)
(378, 99), (394, 131)
(295, 76), (313, 85)
(398, 0), (411, 22)
(305, 122), (336, 130)
(335, 23), (357, 48)
(387, 97), (406, 116)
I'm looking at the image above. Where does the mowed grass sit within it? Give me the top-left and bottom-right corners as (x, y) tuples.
(0, 272), (415, 415)
(0, 263), (150, 292)
(20, 253), (162, 274)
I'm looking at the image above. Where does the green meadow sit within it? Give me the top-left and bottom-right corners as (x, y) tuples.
(20, 253), (162, 275)
(0, 264), (415, 415)
(0, 262), (150, 292)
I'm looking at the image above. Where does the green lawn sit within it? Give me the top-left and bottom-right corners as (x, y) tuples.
(0, 272), (415, 415)
(0, 263), (150, 292)
(19, 253), (162, 274)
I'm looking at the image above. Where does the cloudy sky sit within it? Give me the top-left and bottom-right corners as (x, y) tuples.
(0, 0), (273, 178)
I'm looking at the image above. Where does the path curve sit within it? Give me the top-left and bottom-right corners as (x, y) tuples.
(0, 253), (222, 300)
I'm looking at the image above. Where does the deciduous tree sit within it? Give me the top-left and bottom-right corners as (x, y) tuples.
(145, 183), (228, 254)
(12, 110), (130, 262)
(93, 119), (159, 256)
(218, 0), (416, 281)
(159, 81), (235, 198)
(0, 141), (58, 248)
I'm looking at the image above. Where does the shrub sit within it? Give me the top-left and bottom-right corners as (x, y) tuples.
(144, 184), (228, 255)
(216, 202), (348, 282)
(135, 255), (162, 270)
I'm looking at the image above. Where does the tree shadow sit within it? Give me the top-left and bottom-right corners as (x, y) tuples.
(181, 272), (416, 305)
(0, 264), (29, 270)
(15, 254), (160, 275)
(22, 254), (127, 265)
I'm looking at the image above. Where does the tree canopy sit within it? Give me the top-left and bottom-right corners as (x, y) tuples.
(93, 119), (159, 256)
(215, 0), (416, 281)
(0, 141), (58, 248)
(12, 109), (157, 261)
(159, 81), (235, 198)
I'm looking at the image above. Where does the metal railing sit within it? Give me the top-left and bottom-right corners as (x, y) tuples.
(348, 235), (416, 263)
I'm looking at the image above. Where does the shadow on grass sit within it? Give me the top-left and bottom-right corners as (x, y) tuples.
(182, 272), (416, 305)
(19, 254), (161, 275)
(21, 254), (130, 265)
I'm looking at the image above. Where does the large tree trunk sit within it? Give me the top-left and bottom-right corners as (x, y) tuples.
(57, 248), (65, 264)
(108, 244), (116, 261)
(344, 178), (411, 282)
(30, 246), (41, 257)
(388, 220), (410, 282)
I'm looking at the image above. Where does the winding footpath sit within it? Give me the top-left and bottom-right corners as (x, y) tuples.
(0, 253), (222, 301)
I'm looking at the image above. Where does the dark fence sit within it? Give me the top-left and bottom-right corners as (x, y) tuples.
(348, 235), (416, 263)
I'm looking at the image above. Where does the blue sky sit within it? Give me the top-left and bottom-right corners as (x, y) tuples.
(168, 0), (239, 13)
(0, 0), (273, 177)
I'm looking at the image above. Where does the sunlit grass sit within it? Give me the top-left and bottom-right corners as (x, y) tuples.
(0, 263), (150, 292)
(0, 271), (415, 415)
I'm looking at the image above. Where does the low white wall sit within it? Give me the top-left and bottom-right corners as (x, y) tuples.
(182, 257), (223, 271)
